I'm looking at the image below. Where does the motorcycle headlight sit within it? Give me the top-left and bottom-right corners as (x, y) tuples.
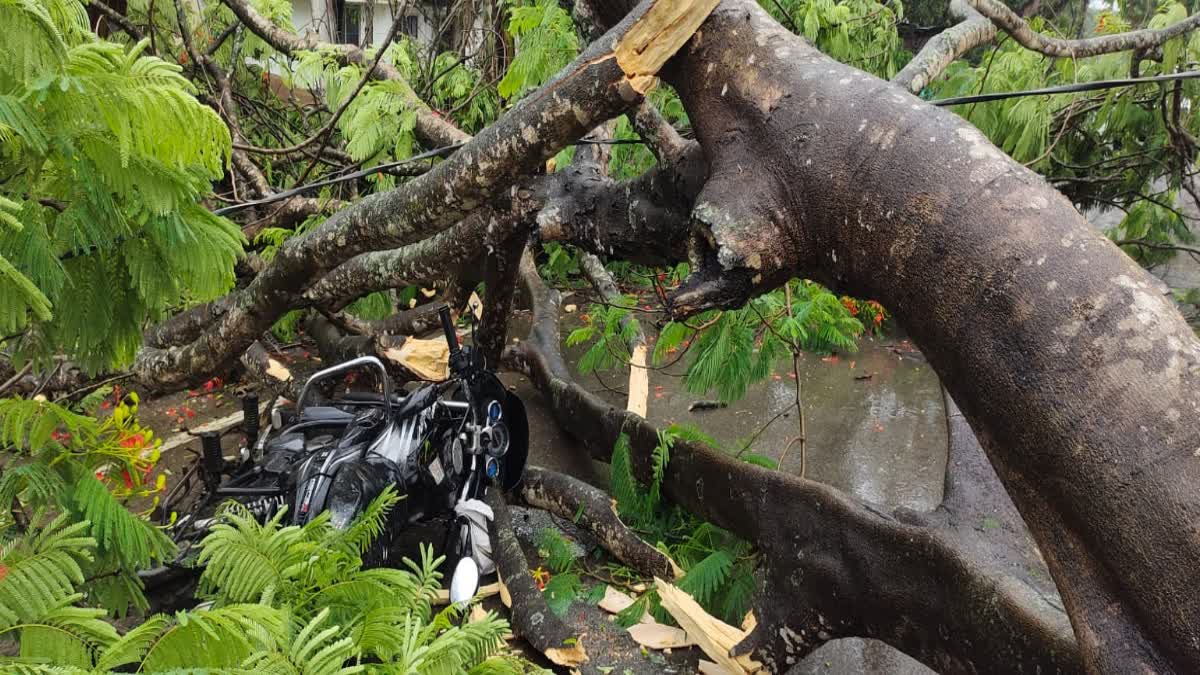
(327, 477), (364, 530)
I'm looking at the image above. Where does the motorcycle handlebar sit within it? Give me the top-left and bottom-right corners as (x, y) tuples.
(439, 305), (460, 355)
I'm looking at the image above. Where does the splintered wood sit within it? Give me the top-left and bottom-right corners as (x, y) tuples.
(628, 622), (693, 649)
(432, 581), (501, 606)
(381, 336), (450, 381)
(626, 342), (649, 417)
(614, 0), (720, 93)
(656, 578), (762, 674)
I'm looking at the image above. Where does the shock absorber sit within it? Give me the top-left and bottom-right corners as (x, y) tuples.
(201, 432), (224, 491)
(242, 394), (260, 448)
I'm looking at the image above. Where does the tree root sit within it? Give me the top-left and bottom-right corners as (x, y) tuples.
(517, 465), (681, 580)
(484, 490), (590, 668)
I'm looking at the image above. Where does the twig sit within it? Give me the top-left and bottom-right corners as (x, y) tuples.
(0, 362), (33, 397)
(291, 17), (406, 185)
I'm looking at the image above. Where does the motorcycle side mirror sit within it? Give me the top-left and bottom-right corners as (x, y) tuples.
(449, 557), (480, 607)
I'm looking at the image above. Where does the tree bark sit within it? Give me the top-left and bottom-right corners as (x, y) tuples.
(893, 0), (996, 94)
(505, 255), (1080, 673)
(635, 1), (1200, 669)
(517, 465), (681, 580)
(134, 0), (679, 390)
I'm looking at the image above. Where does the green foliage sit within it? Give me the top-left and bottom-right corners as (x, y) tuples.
(498, 0), (579, 100)
(536, 528), (580, 574)
(930, 4), (1200, 264)
(424, 51), (500, 134)
(675, 281), (865, 403)
(0, 0), (241, 371)
(0, 487), (524, 672)
(759, 0), (907, 78)
(537, 243), (581, 285)
(565, 295), (642, 374)
(0, 394), (173, 616)
(540, 572), (582, 617)
(608, 430), (757, 625)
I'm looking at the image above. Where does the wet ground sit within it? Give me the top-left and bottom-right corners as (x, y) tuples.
(540, 311), (942, 674)
(137, 306), (946, 674)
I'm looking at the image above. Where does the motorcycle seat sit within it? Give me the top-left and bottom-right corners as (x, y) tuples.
(299, 406), (356, 424)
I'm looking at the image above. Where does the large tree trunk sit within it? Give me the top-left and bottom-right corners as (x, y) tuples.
(506, 253), (1079, 673)
(617, 0), (1200, 670)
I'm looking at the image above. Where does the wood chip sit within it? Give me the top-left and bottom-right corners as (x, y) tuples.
(627, 342), (649, 417)
(381, 337), (449, 381)
(615, 0), (721, 79)
(432, 581), (501, 606)
(497, 573), (512, 608)
(265, 357), (292, 382)
(628, 622), (694, 649)
(544, 637), (589, 667)
(741, 610), (757, 633)
(598, 586), (638, 614)
(655, 578), (762, 673)
(598, 586), (654, 623)
(468, 604), (489, 623)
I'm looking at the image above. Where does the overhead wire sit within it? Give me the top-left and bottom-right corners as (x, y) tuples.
(212, 70), (1200, 216)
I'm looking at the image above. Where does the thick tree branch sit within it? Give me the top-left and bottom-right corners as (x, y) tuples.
(534, 143), (704, 265)
(636, 0), (1200, 668)
(336, 300), (445, 337)
(505, 256), (1079, 673)
(967, 0), (1200, 58)
(476, 234), (528, 367)
(302, 209), (521, 312)
(892, 0), (996, 94)
(136, 0), (715, 389)
(485, 490), (589, 668)
(517, 465), (681, 579)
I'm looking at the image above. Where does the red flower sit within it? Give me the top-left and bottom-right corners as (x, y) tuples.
(119, 434), (144, 449)
(184, 407), (196, 419)
(121, 470), (134, 489)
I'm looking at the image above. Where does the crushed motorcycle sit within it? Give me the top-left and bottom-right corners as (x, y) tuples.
(149, 305), (528, 605)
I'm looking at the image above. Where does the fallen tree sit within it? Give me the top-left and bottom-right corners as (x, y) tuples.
(8, 0), (1200, 671)
(149, 0), (1200, 670)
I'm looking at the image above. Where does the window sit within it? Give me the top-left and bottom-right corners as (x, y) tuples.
(337, 2), (361, 45)
(402, 15), (419, 39)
